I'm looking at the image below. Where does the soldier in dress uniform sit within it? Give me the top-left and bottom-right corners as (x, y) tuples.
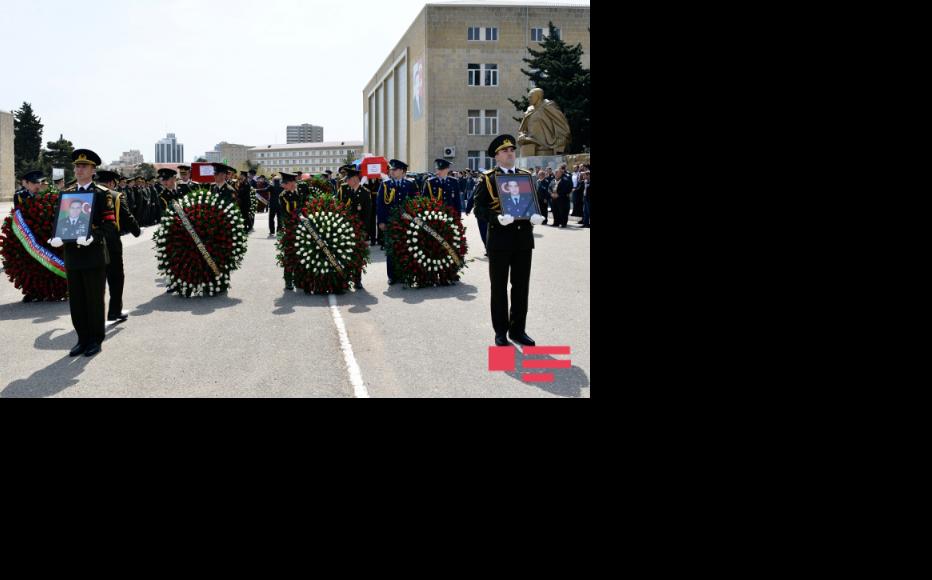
(157, 168), (183, 215)
(132, 176), (147, 224)
(422, 159), (462, 214)
(296, 171), (311, 202)
(339, 166), (372, 290)
(176, 165), (196, 195)
(48, 149), (113, 357)
(237, 170), (255, 232)
(365, 174), (381, 246)
(336, 164), (354, 200)
(95, 170), (141, 322)
(148, 176), (163, 226)
(210, 163), (237, 206)
(14, 170), (46, 210)
(278, 172), (302, 291)
(376, 159), (418, 286)
(472, 135), (545, 348)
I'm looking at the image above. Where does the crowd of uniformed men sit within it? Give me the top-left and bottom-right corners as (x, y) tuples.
(8, 134), (591, 356)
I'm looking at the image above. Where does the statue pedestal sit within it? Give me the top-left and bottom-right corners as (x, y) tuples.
(517, 155), (565, 172)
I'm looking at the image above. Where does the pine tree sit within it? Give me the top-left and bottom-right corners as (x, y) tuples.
(13, 102), (44, 175)
(42, 134), (76, 184)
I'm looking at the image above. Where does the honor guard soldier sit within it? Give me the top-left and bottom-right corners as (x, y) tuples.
(278, 172), (302, 291)
(472, 135), (545, 348)
(95, 170), (141, 322)
(337, 164), (354, 199)
(48, 149), (113, 357)
(340, 166), (372, 290)
(176, 165), (196, 195)
(237, 170), (255, 232)
(296, 172), (311, 202)
(157, 168), (183, 214)
(422, 159), (462, 214)
(210, 163), (237, 205)
(14, 171), (46, 209)
(376, 159), (418, 285)
(131, 176), (147, 224)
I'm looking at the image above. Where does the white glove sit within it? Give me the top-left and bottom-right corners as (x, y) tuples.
(530, 214), (545, 226)
(76, 235), (94, 247)
(48, 238), (64, 248)
(498, 214), (515, 226)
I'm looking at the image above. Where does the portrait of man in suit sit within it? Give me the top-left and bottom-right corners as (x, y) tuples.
(55, 194), (93, 241)
(495, 174), (539, 220)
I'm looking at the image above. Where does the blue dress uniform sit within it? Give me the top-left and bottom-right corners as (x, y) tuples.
(14, 171), (46, 209)
(422, 159), (462, 214)
(377, 160), (418, 285)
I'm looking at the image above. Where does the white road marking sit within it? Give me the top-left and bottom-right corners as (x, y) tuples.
(328, 293), (369, 398)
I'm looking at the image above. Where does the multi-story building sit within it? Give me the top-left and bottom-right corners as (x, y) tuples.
(363, 2), (590, 172)
(249, 141), (364, 175)
(155, 133), (184, 164)
(286, 124), (325, 144)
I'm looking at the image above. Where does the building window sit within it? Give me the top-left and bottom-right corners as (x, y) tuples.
(484, 64), (498, 87)
(468, 110), (482, 135)
(468, 151), (482, 171)
(485, 110), (499, 136)
(468, 110), (498, 136)
(532, 27), (560, 41)
(468, 64), (481, 86)
(468, 27), (480, 41)
(469, 64), (498, 87)
(485, 27), (498, 41)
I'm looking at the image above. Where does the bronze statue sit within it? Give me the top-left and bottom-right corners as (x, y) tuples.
(517, 88), (572, 156)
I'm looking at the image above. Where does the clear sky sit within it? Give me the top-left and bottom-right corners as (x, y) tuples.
(0, 0), (587, 164)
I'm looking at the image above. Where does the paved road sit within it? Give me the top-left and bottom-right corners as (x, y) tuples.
(0, 201), (590, 398)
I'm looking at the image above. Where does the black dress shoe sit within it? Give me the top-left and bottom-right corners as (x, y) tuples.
(108, 311), (130, 322)
(388, 279), (397, 286)
(495, 334), (510, 347)
(69, 343), (87, 357)
(509, 332), (536, 347)
(84, 343), (102, 357)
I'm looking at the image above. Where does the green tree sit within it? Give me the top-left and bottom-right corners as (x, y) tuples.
(42, 134), (76, 184)
(13, 102), (44, 175)
(509, 22), (591, 153)
(342, 151), (357, 166)
(137, 163), (156, 179)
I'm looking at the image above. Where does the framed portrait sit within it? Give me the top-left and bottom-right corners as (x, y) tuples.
(495, 174), (540, 220)
(54, 193), (95, 242)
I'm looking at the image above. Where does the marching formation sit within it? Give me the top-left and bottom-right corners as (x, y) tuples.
(1, 135), (548, 357)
